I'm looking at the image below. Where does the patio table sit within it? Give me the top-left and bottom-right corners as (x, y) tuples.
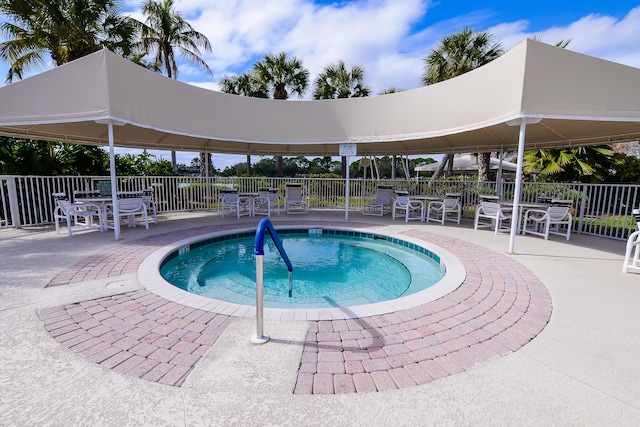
(409, 195), (443, 221)
(75, 196), (112, 229)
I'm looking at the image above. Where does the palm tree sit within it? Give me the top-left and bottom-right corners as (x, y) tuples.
(219, 72), (268, 98)
(379, 87), (404, 95)
(0, 0), (140, 83)
(523, 145), (616, 182)
(312, 60), (371, 99)
(140, 0), (213, 173)
(253, 52), (309, 100)
(139, 0), (212, 80)
(254, 52), (309, 176)
(313, 60), (371, 176)
(422, 27), (503, 180)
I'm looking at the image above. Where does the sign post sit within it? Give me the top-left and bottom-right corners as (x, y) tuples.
(339, 144), (357, 221)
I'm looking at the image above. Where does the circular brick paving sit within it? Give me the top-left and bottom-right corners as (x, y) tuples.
(41, 221), (552, 394)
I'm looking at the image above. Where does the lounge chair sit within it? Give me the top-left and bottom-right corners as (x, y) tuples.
(285, 184), (308, 214)
(362, 185), (394, 216)
(522, 206), (572, 240)
(474, 201), (512, 234)
(53, 192), (103, 236)
(392, 195), (423, 222)
(426, 198), (461, 225)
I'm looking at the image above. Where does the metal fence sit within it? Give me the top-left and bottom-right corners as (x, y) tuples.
(1, 175), (639, 240)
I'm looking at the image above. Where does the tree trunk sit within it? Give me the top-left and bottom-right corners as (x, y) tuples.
(199, 152), (211, 177)
(477, 152), (491, 182)
(276, 156), (284, 177)
(391, 155), (396, 179)
(171, 150), (177, 173)
(341, 156), (347, 178)
(431, 153), (454, 180)
(445, 155), (454, 176)
(246, 154), (252, 175)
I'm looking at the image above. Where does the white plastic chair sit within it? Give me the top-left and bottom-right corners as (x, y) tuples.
(253, 189), (281, 217)
(53, 193), (103, 236)
(522, 206), (572, 240)
(285, 184), (308, 214)
(219, 191), (251, 218)
(362, 185), (394, 216)
(474, 201), (512, 234)
(142, 188), (157, 224)
(622, 208), (640, 273)
(426, 198), (461, 225)
(106, 197), (149, 229)
(392, 195), (423, 222)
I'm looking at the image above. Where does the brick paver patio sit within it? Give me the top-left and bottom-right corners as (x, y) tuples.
(41, 221), (551, 394)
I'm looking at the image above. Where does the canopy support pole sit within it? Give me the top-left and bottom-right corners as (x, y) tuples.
(107, 121), (121, 241)
(507, 118), (540, 254)
(345, 155), (350, 221)
(497, 147), (504, 197)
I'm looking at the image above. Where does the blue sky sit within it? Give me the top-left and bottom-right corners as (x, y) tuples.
(2, 0), (640, 169)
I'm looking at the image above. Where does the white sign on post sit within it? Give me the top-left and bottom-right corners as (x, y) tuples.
(339, 144), (357, 156)
(339, 144), (357, 221)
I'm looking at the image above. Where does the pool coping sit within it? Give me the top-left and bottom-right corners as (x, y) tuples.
(138, 225), (467, 321)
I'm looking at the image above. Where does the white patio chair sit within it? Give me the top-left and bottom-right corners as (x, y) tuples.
(522, 205), (571, 240)
(622, 208), (640, 273)
(362, 185), (394, 216)
(105, 197), (149, 229)
(219, 191), (251, 218)
(253, 188), (281, 217)
(53, 192), (103, 236)
(285, 184), (308, 214)
(392, 195), (423, 222)
(474, 201), (512, 234)
(142, 188), (157, 224)
(426, 198), (461, 225)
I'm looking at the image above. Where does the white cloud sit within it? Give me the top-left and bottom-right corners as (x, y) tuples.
(175, 0), (431, 94)
(489, 6), (640, 67)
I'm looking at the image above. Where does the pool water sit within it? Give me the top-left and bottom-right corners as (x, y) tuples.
(160, 231), (445, 309)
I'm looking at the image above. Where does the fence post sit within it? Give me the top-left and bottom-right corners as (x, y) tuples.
(7, 176), (21, 228)
(577, 183), (588, 235)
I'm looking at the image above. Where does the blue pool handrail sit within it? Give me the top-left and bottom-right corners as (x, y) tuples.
(252, 219), (293, 344)
(254, 218), (293, 272)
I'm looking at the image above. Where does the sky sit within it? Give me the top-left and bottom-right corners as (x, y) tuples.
(2, 0), (640, 170)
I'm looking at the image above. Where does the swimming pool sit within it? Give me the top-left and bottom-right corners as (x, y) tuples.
(159, 229), (446, 309)
(138, 226), (466, 320)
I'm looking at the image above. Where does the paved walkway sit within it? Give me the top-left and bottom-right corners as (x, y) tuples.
(2, 211), (639, 425)
(40, 221), (550, 394)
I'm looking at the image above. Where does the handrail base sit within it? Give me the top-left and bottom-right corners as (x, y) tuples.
(250, 334), (270, 345)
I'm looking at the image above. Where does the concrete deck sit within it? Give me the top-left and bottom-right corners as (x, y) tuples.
(1, 210), (639, 425)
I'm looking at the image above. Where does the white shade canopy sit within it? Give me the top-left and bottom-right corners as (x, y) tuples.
(1, 38), (640, 155)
